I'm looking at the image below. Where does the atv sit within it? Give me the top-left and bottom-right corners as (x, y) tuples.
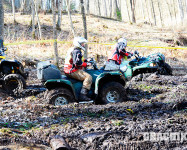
(0, 40), (28, 95)
(37, 52), (172, 106)
(37, 60), (127, 106)
(119, 51), (172, 80)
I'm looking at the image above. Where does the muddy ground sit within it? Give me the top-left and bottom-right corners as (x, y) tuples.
(0, 59), (186, 150)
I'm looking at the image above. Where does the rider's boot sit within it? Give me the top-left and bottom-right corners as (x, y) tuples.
(79, 88), (93, 102)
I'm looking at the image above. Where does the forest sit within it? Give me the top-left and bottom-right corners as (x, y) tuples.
(0, 0), (187, 149)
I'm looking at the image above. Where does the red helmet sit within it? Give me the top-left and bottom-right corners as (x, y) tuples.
(117, 42), (127, 55)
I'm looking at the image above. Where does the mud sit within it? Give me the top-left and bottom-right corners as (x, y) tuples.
(0, 63), (186, 149)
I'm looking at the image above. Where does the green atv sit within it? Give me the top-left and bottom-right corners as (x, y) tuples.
(37, 60), (127, 106)
(120, 51), (172, 80)
(37, 51), (172, 106)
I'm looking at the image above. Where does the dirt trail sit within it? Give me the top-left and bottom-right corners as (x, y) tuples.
(0, 65), (186, 149)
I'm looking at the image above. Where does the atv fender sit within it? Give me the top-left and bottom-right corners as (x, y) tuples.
(0, 59), (28, 79)
(95, 72), (126, 95)
(44, 79), (77, 100)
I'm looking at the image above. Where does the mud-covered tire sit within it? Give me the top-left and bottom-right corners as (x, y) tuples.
(3, 74), (26, 95)
(160, 63), (172, 75)
(46, 88), (75, 106)
(99, 82), (126, 104)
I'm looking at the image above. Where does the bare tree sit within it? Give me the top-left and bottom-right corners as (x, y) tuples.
(80, 0), (88, 58)
(0, 0), (4, 41)
(12, 0), (16, 24)
(31, 0), (35, 39)
(109, 0), (113, 17)
(140, 0), (145, 20)
(35, 0), (42, 39)
(103, 0), (108, 17)
(66, 0), (75, 37)
(130, 0), (136, 23)
(178, 0), (184, 23)
(97, 0), (101, 16)
(145, 0), (151, 25)
(52, 0), (59, 67)
(150, 0), (156, 26)
(124, 0), (131, 23)
(172, 0), (177, 24)
(20, 0), (26, 14)
(166, 0), (173, 23)
(86, 0), (90, 15)
(112, 0), (117, 19)
(157, 0), (163, 26)
(57, 0), (63, 30)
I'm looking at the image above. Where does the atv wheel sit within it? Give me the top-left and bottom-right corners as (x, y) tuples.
(3, 74), (26, 95)
(99, 82), (126, 104)
(46, 88), (75, 106)
(160, 63), (172, 75)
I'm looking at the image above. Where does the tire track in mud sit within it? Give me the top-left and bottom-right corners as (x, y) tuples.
(0, 69), (186, 149)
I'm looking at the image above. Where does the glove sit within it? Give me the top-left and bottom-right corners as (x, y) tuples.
(127, 52), (133, 58)
(87, 62), (92, 66)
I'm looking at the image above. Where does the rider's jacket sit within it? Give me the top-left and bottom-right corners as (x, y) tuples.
(108, 48), (130, 65)
(64, 47), (87, 74)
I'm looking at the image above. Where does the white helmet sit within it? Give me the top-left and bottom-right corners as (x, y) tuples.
(73, 37), (88, 51)
(118, 38), (127, 47)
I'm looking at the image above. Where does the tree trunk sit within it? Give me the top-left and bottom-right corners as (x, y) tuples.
(80, 0), (88, 59)
(66, 0), (75, 37)
(185, 0), (187, 20)
(31, 0), (35, 39)
(150, 0), (156, 26)
(20, 0), (26, 14)
(52, 0), (59, 67)
(12, 0), (16, 23)
(86, 0), (90, 14)
(166, 0), (173, 23)
(178, 0), (184, 22)
(103, 0), (107, 17)
(130, 0), (136, 23)
(124, 0), (131, 23)
(0, 0), (4, 41)
(57, 0), (62, 30)
(35, 0), (42, 39)
(112, 0), (117, 19)
(97, 0), (101, 16)
(172, 0), (177, 24)
(140, 0), (145, 20)
(145, 0), (151, 25)
(157, 0), (163, 26)
(110, 0), (113, 17)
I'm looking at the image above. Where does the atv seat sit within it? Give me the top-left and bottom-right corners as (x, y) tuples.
(61, 75), (80, 84)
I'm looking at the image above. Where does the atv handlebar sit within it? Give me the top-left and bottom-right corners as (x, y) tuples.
(133, 51), (140, 61)
(0, 47), (7, 52)
(88, 58), (98, 70)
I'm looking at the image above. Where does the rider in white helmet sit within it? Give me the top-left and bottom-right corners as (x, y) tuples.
(108, 37), (132, 65)
(64, 37), (92, 102)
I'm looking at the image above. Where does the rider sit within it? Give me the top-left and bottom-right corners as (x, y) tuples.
(108, 38), (133, 65)
(64, 37), (93, 102)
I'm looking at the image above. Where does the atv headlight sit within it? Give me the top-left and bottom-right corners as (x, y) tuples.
(149, 63), (157, 67)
